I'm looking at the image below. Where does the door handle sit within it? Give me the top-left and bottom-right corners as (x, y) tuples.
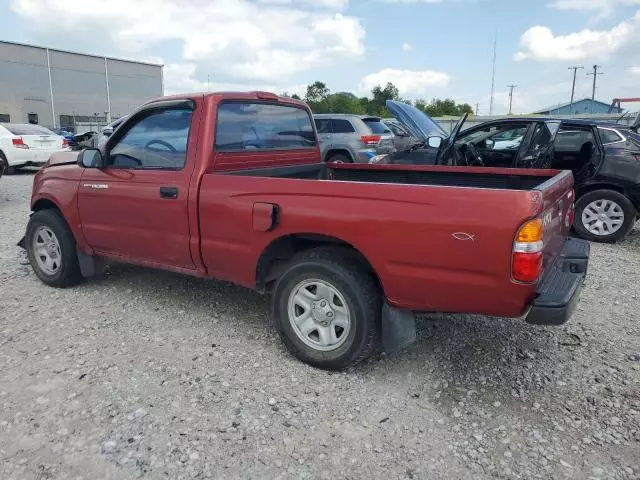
(160, 186), (178, 199)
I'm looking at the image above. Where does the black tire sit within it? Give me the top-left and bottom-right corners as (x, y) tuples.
(271, 247), (381, 370)
(0, 151), (14, 175)
(26, 209), (83, 287)
(573, 189), (637, 243)
(326, 153), (352, 164)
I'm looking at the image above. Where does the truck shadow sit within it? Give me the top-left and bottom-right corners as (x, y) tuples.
(88, 262), (570, 395)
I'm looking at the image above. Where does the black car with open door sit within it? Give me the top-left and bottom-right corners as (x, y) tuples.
(373, 101), (640, 243)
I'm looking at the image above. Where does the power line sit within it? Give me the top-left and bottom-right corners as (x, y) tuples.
(587, 65), (604, 110)
(507, 84), (517, 115)
(568, 66), (584, 113)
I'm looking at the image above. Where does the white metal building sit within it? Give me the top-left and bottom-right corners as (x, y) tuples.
(0, 40), (163, 132)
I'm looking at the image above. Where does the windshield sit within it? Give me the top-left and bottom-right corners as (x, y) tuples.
(386, 100), (448, 141)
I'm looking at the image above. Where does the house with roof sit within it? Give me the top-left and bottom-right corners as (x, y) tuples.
(532, 98), (622, 116)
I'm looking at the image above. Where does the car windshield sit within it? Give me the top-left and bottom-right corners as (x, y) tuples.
(1, 123), (55, 135)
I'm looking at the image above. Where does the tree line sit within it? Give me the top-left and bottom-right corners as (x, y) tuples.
(283, 81), (474, 118)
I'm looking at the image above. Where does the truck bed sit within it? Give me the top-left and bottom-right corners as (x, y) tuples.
(229, 163), (557, 191)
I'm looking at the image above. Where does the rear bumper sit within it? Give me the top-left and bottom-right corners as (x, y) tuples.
(525, 238), (590, 326)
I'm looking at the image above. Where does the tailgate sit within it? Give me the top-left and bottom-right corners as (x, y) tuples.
(535, 170), (575, 271)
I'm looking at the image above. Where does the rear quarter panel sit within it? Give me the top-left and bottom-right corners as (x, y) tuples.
(198, 173), (545, 317)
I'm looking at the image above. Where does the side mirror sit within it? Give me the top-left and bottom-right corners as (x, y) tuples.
(485, 139), (495, 149)
(78, 148), (104, 168)
(102, 127), (114, 137)
(427, 136), (442, 148)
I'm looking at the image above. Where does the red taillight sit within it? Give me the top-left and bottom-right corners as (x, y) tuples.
(62, 138), (69, 148)
(512, 218), (544, 283)
(361, 135), (381, 146)
(12, 137), (29, 149)
(512, 252), (543, 283)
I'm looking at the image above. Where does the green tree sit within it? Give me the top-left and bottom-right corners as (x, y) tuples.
(367, 82), (400, 116)
(304, 81), (331, 113)
(414, 98), (474, 117)
(326, 92), (365, 114)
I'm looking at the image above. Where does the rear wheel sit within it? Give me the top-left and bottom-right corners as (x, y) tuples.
(0, 152), (14, 175)
(574, 189), (636, 243)
(271, 247), (381, 370)
(327, 153), (352, 164)
(26, 209), (83, 287)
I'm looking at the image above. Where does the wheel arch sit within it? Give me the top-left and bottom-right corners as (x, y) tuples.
(324, 148), (354, 163)
(32, 197), (61, 212)
(575, 183), (639, 212)
(256, 233), (384, 295)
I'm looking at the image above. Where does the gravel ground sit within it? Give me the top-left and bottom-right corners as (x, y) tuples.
(1, 172), (639, 480)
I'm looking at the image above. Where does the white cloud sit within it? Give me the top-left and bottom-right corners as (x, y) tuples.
(549, 0), (640, 18)
(401, 41), (413, 51)
(629, 66), (640, 75)
(514, 11), (640, 61)
(10, 0), (365, 84)
(359, 68), (451, 97)
(162, 62), (307, 97)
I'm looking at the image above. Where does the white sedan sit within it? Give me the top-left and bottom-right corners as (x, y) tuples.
(0, 123), (70, 174)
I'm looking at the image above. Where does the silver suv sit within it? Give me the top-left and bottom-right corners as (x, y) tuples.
(314, 114), (396, 163)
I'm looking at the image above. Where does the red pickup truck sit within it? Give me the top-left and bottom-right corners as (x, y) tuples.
(21, 91), (589, 369)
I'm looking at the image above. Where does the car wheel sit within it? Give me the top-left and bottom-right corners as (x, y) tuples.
(271, 247), (381, 370)
(327, 153), (352, 164)
(574, 189), (636, 243)
(0, 152), (14, 175)
(26, 209), (83, 287)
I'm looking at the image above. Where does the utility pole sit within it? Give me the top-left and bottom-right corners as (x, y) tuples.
(507, 84), (517, 115)
(568, 65), (584, 113)
(587, 65), (604, 111)
(475, 103), (480, 116)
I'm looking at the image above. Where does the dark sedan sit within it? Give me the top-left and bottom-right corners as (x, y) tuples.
(374, 101), (640, 243)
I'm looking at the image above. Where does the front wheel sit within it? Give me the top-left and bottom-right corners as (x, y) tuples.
(26, 209), (83, 287)
(573, 190), (637, 243)
(271, 247), (381, 370)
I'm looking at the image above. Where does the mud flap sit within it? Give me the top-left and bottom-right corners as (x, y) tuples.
(381, 302), (416, 354)
(77, 247), (103, 278)
(17, 236), (26, 249)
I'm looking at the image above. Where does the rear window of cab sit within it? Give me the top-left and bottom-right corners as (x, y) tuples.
(215, 102), (317, 151)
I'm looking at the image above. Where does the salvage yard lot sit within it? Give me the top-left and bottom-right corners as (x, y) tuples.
(1, 172), (639, 480)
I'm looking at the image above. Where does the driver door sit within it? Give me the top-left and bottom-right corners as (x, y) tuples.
(77, 102), (199, 269)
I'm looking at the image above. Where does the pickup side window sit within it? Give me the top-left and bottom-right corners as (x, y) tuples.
(215, 102), (316, 151)
(108, 108), (193, 170)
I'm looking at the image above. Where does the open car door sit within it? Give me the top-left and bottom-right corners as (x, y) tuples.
(516, 120), (561, 169)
